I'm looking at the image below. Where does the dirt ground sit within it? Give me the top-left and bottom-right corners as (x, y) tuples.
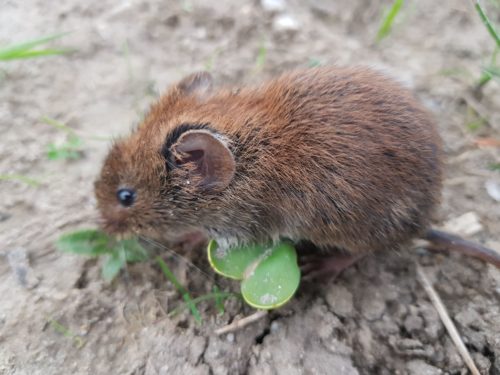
(1, 0), (500, 374)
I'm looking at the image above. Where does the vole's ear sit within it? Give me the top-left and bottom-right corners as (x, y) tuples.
(171, 130), (235, 191)
(176, 71), (213, 98)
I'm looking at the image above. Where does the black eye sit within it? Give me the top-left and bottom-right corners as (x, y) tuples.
(116, 188), (136, 207)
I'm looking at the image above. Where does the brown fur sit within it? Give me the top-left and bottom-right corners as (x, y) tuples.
(94, 67), (443, 254)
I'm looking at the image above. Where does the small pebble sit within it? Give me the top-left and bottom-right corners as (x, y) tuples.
(270, 320), (280, 332)
(406, 360), (442, 375)
(272, 14), (300, 33)
(442, 211), (483, 236)
(485, 179), (500, 202)
(261, 0), (286, 13)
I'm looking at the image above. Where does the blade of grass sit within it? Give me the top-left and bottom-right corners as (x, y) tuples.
(156, 256), (202, 323)
(0, 33), (72, 61)
(48, 318), (85, 348)
(41, 116), (110, 142)
(376, 0), (404, 42)
(41, 116), (76, 134)
(472, 0), (500, 47)
(213, 285), (225, 314)
(254, 42), (267, 71)
(168, 291), (240, 317)
(0, 174), (41, 187)
(0, 48), (72, 60)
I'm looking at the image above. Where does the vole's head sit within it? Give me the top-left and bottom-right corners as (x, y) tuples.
(94, 72), (236, 237)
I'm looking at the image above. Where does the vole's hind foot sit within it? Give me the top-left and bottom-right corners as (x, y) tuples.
(300, 252), (365, 282)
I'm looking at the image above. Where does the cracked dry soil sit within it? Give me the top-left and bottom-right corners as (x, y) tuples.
(1, 0), (500, 374)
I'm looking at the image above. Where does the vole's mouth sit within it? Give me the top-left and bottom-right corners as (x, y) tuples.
(97, 214), (135, 238)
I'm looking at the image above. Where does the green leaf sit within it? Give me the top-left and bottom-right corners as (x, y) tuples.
(240, 242), (300, 310)
(122, 239), (148, 262)
(207, 240), (265, 280)
(56, 229), (111, 256)
(46, 134), (84, 160)
(207, 240), (301, 310)
(102, 253), (125, 281)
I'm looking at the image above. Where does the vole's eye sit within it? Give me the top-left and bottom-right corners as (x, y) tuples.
(116, 188), (136, 207)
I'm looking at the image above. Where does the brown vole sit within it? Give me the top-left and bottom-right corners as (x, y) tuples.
(94, 67), (500, 270)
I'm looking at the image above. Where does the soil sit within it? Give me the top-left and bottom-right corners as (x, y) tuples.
(1, 0), (500, 374)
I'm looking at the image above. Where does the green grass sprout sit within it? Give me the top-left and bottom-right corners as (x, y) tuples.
(213, 285), (225, 314)
(472, 0), (500, 92)
(308, 58), (322, 68)
(156, 256), (202, 323)
(0, 33), (72, 61)
(42, 116), (84, 160)
(57, 229), (236, 323)
(48, 318), (85, 348)
(254, 42), (267, 71)
(47, 135), (83, 160)
(0, 174), (41, 187)
(41, 116), (76, 134)
(41, 116), (110, 142)
(489, 162), (500, 171)
(473, 0), (500, 46)
(204, 48), (222, 72)
(466, 105), (487, 131)
(56, 229), (148, 281)
(376, 0), (404, 42)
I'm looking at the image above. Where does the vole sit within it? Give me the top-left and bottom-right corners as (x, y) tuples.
(94, 67), (500, 276)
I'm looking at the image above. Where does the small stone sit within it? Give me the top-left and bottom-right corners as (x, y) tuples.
(0, 211), (11, 222)
(442, 211), (483, 236)
(270, 320), (280, 332)
(272, 14), (300, 33)
(472, 352), (491, 374)
(485, 179), (500, 202)
(455, 307), (485, 330)
(226, 333), (235, 343)
(260, 0), (286, 13)
(325, 285), (354, 318)
(6, 248), (39, 289)
(360, 289), (386, 321)
(406, 360), (442, 375)
(404, 315), (424, 334)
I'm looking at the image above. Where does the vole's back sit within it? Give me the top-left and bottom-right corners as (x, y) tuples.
(185, 67), (443, 253)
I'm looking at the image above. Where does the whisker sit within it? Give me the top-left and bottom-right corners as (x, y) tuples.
(139, 235), (221, 287)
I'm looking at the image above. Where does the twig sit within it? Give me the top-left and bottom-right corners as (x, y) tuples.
(214, 310), (268, 336)
(415, 264), (480, 375)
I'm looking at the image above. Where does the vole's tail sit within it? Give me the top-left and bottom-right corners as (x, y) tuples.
(425, 228), (500, 268)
